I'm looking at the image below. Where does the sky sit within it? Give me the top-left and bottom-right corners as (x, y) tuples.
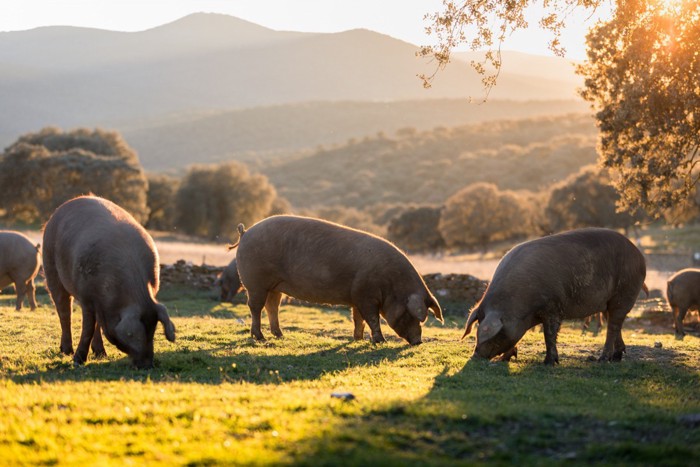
(0, 0), (613, 60)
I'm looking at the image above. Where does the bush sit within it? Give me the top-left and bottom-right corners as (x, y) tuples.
(387, 206), (445, 252)
(146, 173), (179, 231)
(545, 165), (637, 232)
(174, 162), (282, 240)
(439, 182), (535, 250)
(0, 127), (148, 224)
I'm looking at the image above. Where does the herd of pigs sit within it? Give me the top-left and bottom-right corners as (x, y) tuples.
(1, 195), (699, 369)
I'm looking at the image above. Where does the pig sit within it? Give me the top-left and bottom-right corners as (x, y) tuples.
(463, 228), (646, 364)
(582, 312), (606, 335)
(42, 195), (175, 368)
(666, 268), (700, 338)
(216, 258), (243, 303)
(233, 215), (443, 344)
(0, 231), (41, 310)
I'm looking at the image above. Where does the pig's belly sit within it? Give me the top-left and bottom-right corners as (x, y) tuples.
(565, 298), (608, 319)
(274, 281), (353, 307)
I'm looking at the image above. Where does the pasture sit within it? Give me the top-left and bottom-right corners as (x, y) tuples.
(1, 283), (699, 466)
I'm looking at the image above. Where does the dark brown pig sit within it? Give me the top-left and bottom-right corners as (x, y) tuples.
(0, 231), (41, 310)
(216, 258), (243, 303)
(463, 228), (646, 364)
(666, 268), (700, 338)
(582, 312), (606, 335)
(233, 215), (443, 344)
(42, 196), (175, 368)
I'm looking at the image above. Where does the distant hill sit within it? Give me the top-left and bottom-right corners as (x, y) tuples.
(0, 13), (586, 151)
(125, 98), (589, 171)
(260, 114), (599, 210)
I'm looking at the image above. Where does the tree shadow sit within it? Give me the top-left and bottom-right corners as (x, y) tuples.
(288, 341), (700, 464)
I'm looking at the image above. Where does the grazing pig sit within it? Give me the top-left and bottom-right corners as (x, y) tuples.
(582, 312), (606, 335)
(233, 215), (443, 344)
(0, 231), (41, 310)
(42, 195), (175, 368)
(216, 258), (243, 303)
(463, 228), (646, 364)
(666, 268), (700, 338)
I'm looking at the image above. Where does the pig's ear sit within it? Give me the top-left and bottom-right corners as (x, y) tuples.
(477, 312), (503, 342)
(462, 306), (482, 339)
(407, 294), (428, 323)
(428, 295), (443, 323)
(156, 303), (176, 342)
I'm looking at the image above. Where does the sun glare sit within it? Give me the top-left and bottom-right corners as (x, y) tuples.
(656, 0), (684, 14)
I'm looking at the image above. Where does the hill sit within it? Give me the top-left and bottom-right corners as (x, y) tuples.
(260, 114), (599, 209)
(0, 13), (585, 151)
(126, 99), (589, 171)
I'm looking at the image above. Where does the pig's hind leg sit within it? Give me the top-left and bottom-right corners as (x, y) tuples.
(599, 296), (634, 362)
(356, 301), (385, 344)
(672, 305), (688, 338)
(247, 289), (268, 340)
(91, 325), (107, 358)
(352, 307), (365, 340)
(265, 291), (284, 338)
(74, 304), (98, 366)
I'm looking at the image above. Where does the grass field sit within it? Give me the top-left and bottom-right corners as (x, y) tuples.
(1, 286), (699, 466)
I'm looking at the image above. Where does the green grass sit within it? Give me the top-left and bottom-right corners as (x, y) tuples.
(1, 287), (699, 466)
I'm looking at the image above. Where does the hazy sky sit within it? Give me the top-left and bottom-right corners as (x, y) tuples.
(0, 0), (612, 59)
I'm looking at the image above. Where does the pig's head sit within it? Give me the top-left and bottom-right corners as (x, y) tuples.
(462, 306), (527, 360)
(108, 302), (176, 369)
(385, 293), (443, 345)
(217, 274), (242, 303)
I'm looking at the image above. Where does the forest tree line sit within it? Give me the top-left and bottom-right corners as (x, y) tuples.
(2, 121), (699, 253)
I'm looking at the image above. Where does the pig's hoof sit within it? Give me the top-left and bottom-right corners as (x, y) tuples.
(92, 350), (107, 359)
(543, 356), (559, 366)
(271, 330), (284, 338)
(72, 358), (86, 367)
(675, 332), (685, 341)
(371, 336), (386, 344)
(60, 345), (74, 356)
(251, 333), (266, 341)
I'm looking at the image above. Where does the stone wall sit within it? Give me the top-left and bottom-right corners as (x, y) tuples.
(159, 261), (489, 312)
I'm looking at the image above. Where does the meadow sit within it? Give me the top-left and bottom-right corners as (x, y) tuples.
(1, 283), (698, 466)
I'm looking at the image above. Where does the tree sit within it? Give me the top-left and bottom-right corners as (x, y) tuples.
(419, 1), (604, 90)
(422, 1), (700, 218)
(545, 165), (638, 232)
(387, 206), (445, 253)
(579, 0), (700, 217)
(438, 182), (534, 250)
(174, 162), (282, 240)
(0, 127), (148, 224)
(145, 173), (179, 231)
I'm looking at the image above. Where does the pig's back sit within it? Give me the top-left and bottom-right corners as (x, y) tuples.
(237, 215), (413, 304)
(0, 231), (39, 274)
(43, 196), (159, 296)
(488, 228), (645, 317)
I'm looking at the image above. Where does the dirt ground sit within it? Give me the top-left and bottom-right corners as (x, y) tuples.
(150, 238), (678, 294)
(18, 229), (685, 293)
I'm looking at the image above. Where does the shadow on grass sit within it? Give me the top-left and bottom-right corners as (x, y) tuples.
(287, 343), (700, 465)
(9, 336), (411, 386)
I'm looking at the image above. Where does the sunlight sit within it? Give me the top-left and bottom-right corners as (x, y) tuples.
(655, 0), (684, 14)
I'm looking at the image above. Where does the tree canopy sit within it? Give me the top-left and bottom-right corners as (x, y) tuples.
(545, 165), (638, 232)
(438, 182), (535, 250)
(174, 162), (283, 241)
(0, 127), (148, 224)
(423, 0), (700, 218)
(419, 0), (603, 90)
(579, 0), (700, 217)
